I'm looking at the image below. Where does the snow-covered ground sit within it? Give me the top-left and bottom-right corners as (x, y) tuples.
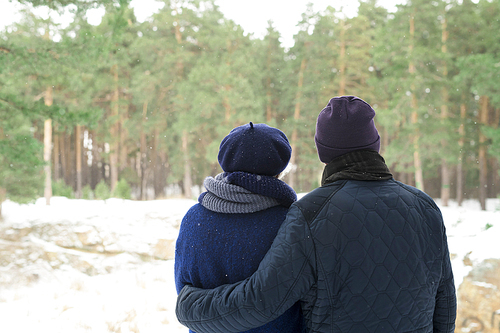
(436, 198), (500, 290)
(0, 196), (499, 333)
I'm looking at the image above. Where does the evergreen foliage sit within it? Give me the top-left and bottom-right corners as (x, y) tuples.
(94, 180), (111, 200)
(52, 179), (74, 198)
(112, 178), (131, 199)
(1, 0), (500, 210)
(82, 184), (94, 199)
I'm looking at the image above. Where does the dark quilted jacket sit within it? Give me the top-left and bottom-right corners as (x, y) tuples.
(176, 178), (457, 333)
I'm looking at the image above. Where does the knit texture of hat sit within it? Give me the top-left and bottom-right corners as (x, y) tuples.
(315, 96), (381, 164)
(218, 122), (291, 176)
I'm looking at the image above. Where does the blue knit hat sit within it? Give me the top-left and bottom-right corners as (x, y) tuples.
(315, 96), (380, 164)
(218, 122), (292, 176)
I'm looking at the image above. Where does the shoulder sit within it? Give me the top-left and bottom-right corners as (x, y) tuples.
(183, 203), (207, 216)
(293, 181), (347, 224)
(178, 203), (212, 233)
(391, 180), (441, 212)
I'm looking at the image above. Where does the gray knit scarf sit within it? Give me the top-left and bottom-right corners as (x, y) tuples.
(199, 173), (281, 214)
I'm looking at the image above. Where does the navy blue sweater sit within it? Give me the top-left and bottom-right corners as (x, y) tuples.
(175, 203), (304, 333)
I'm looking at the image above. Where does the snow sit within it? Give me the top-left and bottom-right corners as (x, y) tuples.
(0, 196), (499, 332)
(436, 198), (500, 290)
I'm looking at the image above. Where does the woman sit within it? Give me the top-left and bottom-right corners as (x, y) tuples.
(175, 122), (304, 332)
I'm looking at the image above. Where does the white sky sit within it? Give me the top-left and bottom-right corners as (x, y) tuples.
(0, 0), (405, 47)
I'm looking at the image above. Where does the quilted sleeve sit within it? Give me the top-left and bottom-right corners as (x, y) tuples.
(433, 218), (457, 332)
(176, 204), (316, 333)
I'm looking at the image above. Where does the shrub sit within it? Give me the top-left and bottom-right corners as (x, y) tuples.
(52, 180), (74, 198)
(112, 178), (131, 199)
(82, 184), (94, 200)
(94, 180), (110, 200)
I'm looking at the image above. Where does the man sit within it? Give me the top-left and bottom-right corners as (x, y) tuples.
(176, 96), (457, 333)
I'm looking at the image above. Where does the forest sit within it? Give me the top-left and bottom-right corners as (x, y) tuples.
(1, 0), (500, 216)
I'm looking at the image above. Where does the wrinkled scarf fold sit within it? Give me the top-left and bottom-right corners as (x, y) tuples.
(321, 150), (393, 186)
(199, 172), (297, 214)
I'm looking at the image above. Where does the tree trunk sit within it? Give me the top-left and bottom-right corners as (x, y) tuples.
(174, 9), (191, 198)
(53, 127), (60, 181)
(75, 125), (82, 199)
(493, 108), (500, 198)
(82, 130), (90, 193)
(289, 58), (307, 189)
(69, 131), (76, 190)
(182, 130), (192, 198)
(110, 64), (120, 192)
(140, 101), (148, 200)
(338, 19), (347, 96)
(457, 103), (466, 206)
(43, 86), (53, 205)
(409, 12), (424, 191)
(440, 17), (449, 206)
(119, 102), (128, 173)
(60, 131), (68, 185)
(90, 130), (100, 190)
(478, 96), (489, 210)
(152, 127), (161, 199)
(266, 39), (273, 122)
(412, 110), (424, 191)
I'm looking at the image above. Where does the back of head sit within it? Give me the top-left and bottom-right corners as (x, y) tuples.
(314, 96), (380, 164)
(218, 122), (292, 176)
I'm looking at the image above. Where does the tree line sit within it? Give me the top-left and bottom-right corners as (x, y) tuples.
(1, 0), (499, 216)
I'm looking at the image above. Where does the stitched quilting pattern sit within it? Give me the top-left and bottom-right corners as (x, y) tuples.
(300, 180), (451, 332)
(176, 179), (456, 333)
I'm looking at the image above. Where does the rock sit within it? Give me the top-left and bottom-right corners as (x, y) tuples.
(31, 223), (82, 248)
(463, 251), (474, 267)
(152, 239), (175, 260)
(0, 225), (32, 242)
(456, 259), (500, 333)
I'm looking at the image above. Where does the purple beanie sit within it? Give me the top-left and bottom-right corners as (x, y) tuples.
(315, 96), (380, 164)
(218, 122), (291, 176)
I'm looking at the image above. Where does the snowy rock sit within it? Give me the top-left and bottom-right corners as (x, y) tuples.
(456, 259), (500, 333)
(0, 225), (31, 242)
(152, 239), (175, 260)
